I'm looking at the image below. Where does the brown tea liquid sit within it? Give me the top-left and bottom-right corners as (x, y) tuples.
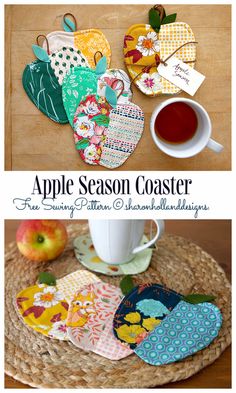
(154, 102), (198, 144)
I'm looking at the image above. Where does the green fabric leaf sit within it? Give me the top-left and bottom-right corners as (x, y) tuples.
(161, 13), (177, 25)
(32, 45), (50, 63)
(76, 139), (90, 150)
(149, 8), (161, 30)
(91, 114), (110, 127)
(62, 17), (76, 32)
(38, 272), (56, 286)
(120, 275), (135, 296)
(105, 85), (117, 108)
(182, 294), (216, 304)
(95, 56), (107, 76)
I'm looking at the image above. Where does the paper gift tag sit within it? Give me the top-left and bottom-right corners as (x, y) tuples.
(66, 282), (133, 360)
(57, 269), (101, 302)
(158, 56), (205, 96)
(113, 284), (182, 349)
(134, 300), (222, 365)
(16, 284), (68, 340)
(74, 234), (152, 276)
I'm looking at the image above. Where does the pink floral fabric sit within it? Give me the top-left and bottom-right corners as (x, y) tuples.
(73, 95), (111, 165)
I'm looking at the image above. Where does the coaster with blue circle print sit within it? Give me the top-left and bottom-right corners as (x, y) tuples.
(134, 300), (222, 365)
(113, 284), (182, 349)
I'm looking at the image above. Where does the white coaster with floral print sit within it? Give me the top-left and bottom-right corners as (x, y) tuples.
(66, 282), (133, 360)
(49, 46), (89, 85)
(16, 284), (69, 340)
(74, 234), (152, 276)
(97, 68), (132, 105)
(57, 269), (101, 303)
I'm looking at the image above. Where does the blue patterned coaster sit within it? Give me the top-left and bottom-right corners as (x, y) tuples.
(113, 284), (182, 349)
(134, 300), (222, 365)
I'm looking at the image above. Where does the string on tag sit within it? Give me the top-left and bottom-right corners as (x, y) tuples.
(94, 51), (103, 66)
(36, 35), (50, 55)
(130, 41), (198, 88)
(111, 79), (125, 99)
(63, 13), (77, 32)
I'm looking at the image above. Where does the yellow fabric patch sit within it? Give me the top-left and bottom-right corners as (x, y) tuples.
(16, 284), (68, 340)
(74, 29), (111, 68)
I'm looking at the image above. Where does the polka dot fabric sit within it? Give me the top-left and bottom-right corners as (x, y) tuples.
(50, 47), (89, 85)
(134, 301), (222, 366)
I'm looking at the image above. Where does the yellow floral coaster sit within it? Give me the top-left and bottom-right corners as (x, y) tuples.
(16, 284), (68, 340)
(124, 22), (196, 96)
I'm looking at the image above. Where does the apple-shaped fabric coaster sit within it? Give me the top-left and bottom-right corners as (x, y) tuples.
(124, 5), (196, 96)
(57, 269), (101, 303)
(62, 57), (144, 168)
(62, 58), (133, 127)
(66, 282), (133, 360)
(42, 13), (111, 68)
(113, 284), (182, 349)
(74, 234), (153, 276)
(22, 35), (89, 123)
(16, 284), (69, 340)
(134, 301), (222, 365)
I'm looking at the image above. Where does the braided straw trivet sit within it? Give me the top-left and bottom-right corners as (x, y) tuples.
(5, 223), (231, 388)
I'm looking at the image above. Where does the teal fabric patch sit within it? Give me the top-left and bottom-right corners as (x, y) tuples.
(62, 67), (97, 126)
(134, 300), (222, 365)
(22, 60), (68, 123)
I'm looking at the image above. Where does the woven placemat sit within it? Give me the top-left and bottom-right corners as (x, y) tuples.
(5, 223), (231, 388)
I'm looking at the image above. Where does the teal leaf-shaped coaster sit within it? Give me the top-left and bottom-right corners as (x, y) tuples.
(32, 45), (50, 62)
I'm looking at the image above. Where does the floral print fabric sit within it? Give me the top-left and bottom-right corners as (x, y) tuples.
(113, 284), (182, 349)
(16, 284), (69, 340)
(124, 22), (196, 96)
(66, 282), (133, 360)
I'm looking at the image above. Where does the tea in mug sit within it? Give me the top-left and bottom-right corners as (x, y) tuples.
(154, 102), (198, 144)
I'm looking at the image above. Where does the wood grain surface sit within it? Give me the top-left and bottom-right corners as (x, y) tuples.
(5, 4), (231, 171)
(4, 220), (231, 388)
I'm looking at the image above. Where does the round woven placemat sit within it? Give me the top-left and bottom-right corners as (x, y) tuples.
(5, 223), (231, 388)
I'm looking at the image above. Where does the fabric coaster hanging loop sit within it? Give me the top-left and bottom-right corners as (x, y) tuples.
(153, 4), (166, 21)
(63, 13), (78, 32)
(111, 78), (125, 99)
(36, 34), (50, 54)
(94, 51), (103, 66)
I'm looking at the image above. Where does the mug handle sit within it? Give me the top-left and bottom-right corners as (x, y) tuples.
(207, 138), (224, 153)
(132, 220), (165, 254)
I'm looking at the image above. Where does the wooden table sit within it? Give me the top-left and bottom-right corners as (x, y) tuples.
(5, 4), (231, 170)
(5, 220), (231, 388)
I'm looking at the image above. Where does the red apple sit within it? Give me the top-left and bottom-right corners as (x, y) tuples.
(16, 220), (68, 261)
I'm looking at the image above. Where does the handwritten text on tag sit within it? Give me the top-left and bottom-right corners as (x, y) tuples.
(158, 57), (205, 96)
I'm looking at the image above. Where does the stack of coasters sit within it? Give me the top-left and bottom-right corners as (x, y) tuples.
(62, 56), (144, 168)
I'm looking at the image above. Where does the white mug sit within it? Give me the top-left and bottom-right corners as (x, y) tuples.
(150, 97), (224, 158)
(88, 219), (164, 265)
